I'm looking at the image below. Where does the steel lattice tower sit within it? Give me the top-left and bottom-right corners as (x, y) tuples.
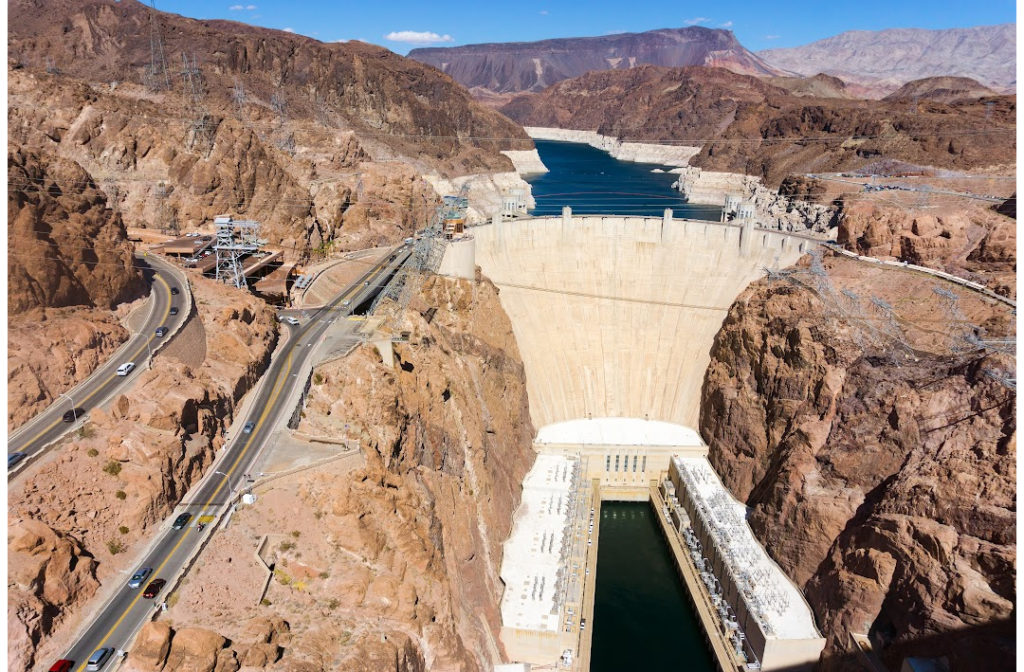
(213, 216), (261, 289)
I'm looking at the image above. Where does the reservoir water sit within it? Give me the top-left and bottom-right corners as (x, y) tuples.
(527, 139), (722, 220)
(592, 502), (716, 672)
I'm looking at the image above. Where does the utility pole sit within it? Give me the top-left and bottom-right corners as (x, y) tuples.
(180, 53), (214, 154)
(145, 1), (171, 91)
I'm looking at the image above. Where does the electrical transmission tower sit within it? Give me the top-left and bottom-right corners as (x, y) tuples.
(145, 1), (171, 91)
(213, 216), (262, 289)
(231, 77), (246, 120)
(180, 53), (215, 153)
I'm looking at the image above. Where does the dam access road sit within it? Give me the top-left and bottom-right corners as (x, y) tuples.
(58, 243), (411, 672)
(8, 254), (190, 473)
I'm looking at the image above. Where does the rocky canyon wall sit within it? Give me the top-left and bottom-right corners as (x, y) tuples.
(127, 275), (536, 671)
(700, 253), (1015, 671)
(8, 277), (279, 672)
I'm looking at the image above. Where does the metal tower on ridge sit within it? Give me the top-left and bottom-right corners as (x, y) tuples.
(145, 1), (171, 91)
(214, 215), (261, 289)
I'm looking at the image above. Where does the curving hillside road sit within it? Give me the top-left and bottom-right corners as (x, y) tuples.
(8, 254), (191, 472)
(59, 244), (411, 672)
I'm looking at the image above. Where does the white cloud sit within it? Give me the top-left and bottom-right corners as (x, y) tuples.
(683, 17), (709, 26)
(719, 20), (733, 28)
(246, 4), (257, 8)
(539, 9), (548, 15)
(764, 34), (780, 40)
(228, 4), (243, 9)
(385, 30), (454, 44)
(283, 27), (295, 33)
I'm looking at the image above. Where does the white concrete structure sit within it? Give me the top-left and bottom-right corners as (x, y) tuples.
(474, 213), (811, 430)
(667, 457), (826, 671)
(499, 454), (580, 662)
(437, 236), (476, 280)
(536, 417), (702, 447)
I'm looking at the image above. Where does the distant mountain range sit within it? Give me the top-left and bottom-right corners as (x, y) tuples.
(408, 27), (783, 95)
(410, 23), (1015, 100)
(758, 24), (1016, 94)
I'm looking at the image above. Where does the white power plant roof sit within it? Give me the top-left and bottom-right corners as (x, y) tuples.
(500, 454), (579, 632)
(536, 417), (704, 447)
(673, 456), (821, 640)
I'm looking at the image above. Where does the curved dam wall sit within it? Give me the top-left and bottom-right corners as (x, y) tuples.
(473, 214), (812, 430)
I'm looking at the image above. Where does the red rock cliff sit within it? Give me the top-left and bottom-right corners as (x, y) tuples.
(700, 254), (1015, 670)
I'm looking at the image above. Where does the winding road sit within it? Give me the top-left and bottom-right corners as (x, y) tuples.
(8, 254), (191, 473)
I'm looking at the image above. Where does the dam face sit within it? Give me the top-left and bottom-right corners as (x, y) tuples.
(474, 213), (810, 431)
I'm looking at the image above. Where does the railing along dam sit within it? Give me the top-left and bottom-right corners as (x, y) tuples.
(473, 212), (813, 430)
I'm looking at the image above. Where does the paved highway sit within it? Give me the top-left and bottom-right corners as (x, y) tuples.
(8, 254), (190, 471)
(58, 244), (411, 672)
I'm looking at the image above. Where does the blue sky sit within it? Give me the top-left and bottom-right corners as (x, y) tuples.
(162, 0), (1016, 54)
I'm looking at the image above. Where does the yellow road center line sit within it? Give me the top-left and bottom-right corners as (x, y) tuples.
(19, 275), (173, 453)
(73, 254), (394, 668)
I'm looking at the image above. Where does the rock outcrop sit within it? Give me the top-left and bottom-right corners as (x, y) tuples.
(409, 26), (783, 96)
(8, 277), (278, 672)
(700, 253), (1015, 671)
(8, 306), (131, 429)
(883, 76), (999, 104)
(8, 145), (144, 314)
(836, 197), (1017, 297)
(151, 275), (535, 671)
(757, 24), (1017, 96)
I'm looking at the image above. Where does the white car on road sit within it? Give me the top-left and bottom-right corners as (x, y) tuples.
(116, 362), (135, 376)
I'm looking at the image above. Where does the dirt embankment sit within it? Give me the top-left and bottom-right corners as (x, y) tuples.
(700, 253), (1015, 671)
(125, 274), (536, 672)
(8, 276), (279, 672)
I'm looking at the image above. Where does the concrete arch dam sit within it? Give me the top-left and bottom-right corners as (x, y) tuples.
(473, 213), (812, 432)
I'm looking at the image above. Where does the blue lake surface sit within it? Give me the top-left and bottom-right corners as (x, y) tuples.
(527, 139), (722, 220)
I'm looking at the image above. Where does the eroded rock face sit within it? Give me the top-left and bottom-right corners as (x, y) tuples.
(8, 277), (278, 672)
(836, 198), (1017, 298)
(700, 254), (1015, 671)
(8, 306), (132, 429)
(7, 145), (144, 313)
(8, 520), (100, 668)
(155, 276), (535, 671)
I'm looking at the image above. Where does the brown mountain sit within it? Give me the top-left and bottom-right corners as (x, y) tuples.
(407, 26), (784, 96)
(7, 0), (530, 255)
(500, 65), (1016, 185)
(884, 76), (998, 104)
(758, 25), (1016, 98)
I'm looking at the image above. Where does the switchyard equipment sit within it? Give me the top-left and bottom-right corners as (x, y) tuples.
(213, 215), (262, 289)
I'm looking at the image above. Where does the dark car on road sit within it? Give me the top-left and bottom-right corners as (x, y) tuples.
(171, 513), (192, 530)
(48, 660), (73, 672)
(155, 326), (169, 338)
(62, 409), (81, 423)
(243, 421), (256, 434)
(169, 306), (179, 316)
(170, 287), (180, 295)
(8, 452), (27, 469)
(142, 578), (166, 599)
